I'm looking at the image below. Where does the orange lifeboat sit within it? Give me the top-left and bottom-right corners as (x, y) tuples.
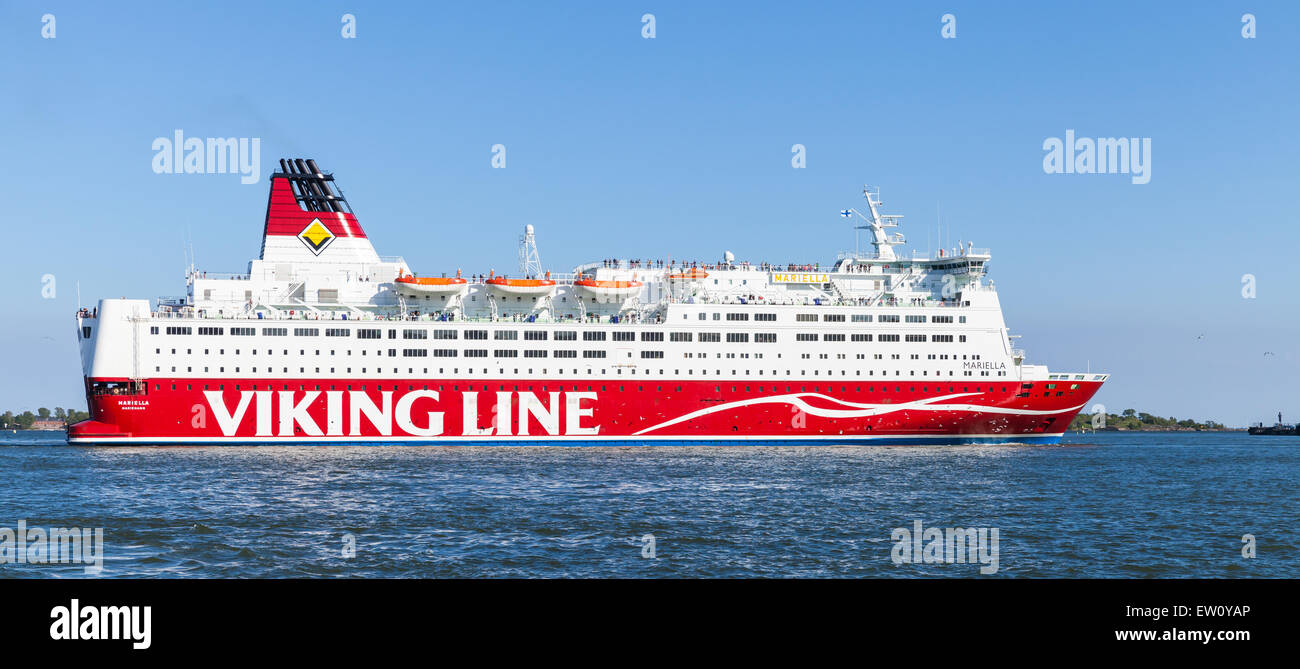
(665, 268), (709, 281)
(574, 278), (643, 302)
(395, 271), (469, 297)
(485, 276), (557, 297)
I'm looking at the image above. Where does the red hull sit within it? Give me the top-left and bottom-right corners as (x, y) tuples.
(69, 377), (1102, 445)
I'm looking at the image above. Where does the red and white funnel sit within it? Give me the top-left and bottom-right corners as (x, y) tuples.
(259, 158), (380, 264)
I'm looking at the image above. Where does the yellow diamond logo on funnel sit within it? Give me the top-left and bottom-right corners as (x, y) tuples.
(297, 218), (335, 255)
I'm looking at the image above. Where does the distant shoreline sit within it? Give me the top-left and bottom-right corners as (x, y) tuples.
(1088, 427), (1248, 433)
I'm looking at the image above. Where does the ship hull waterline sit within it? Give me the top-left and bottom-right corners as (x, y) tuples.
(68, 377), (1102, 446)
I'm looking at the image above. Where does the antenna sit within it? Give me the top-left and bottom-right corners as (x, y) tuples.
(858, 185), (904, 261)
(185, 225), (196, 279)
(519, 224), (542, 278)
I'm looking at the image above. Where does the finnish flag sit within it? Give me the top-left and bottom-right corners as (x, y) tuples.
(840, 209), (852, 218)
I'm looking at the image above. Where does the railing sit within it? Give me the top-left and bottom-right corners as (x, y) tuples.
(145, 308), (662, 325)
(835, 249), (938, 261)
(671, 293), (972, 308)
(836, 248), (992, 262)
(190, 272), (251, 281)
(154, 286), (979, 321)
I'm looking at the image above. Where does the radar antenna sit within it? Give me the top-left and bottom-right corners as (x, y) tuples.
(519, 224), (542, 278)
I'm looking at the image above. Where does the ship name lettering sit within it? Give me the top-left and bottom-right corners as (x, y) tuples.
(201, 390), (598, 438)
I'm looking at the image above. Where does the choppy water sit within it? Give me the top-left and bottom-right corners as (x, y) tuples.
(0, 431), (1295, 578)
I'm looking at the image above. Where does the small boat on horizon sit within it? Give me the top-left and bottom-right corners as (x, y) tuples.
(1247, 412), (1299, 436)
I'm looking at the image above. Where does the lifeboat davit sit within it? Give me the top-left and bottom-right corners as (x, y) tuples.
(395, 273), (469, 297)
(485, 277), (557, 297)
(665, 268), (709, 281)
(574, 278), (643, 302)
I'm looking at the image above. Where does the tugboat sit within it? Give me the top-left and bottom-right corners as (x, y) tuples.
(1248, 412), (1299, 435)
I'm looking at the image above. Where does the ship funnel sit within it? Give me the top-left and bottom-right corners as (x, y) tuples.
(259, 158), (379, 264)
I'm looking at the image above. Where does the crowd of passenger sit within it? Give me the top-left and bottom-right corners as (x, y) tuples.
(599, 259), (826, 272)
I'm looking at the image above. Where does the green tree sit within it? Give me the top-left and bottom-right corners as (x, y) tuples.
(37, 407), (51, 419)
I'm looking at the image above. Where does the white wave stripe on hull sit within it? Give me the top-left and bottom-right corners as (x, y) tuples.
(632, 392), (1086, 436)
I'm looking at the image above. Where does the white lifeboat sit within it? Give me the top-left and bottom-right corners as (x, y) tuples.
(395, 271), (469, 298)
(574, 278), (643, 303)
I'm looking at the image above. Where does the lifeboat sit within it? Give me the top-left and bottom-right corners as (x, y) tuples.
(665, 268), (709, 281)
(485, 277), (557, 297)
(574, 278), (643, 303)
(395, 273), (468, 297)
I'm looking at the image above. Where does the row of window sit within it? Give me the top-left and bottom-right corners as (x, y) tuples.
(154, 363), (1010, 379)
(158, 346), (986, 363)
(156, 381), (1016, 395)
(155, 314), (972, 338)
(393, 349), (671, 359)
(790, 333), (966, 343)
(790, 314), (965, 324)
(161, 327), (798, 342)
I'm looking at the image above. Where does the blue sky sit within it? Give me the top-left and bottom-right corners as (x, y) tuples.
(1, 1), (1297, 426)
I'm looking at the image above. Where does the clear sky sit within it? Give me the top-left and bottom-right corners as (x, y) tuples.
(2, 1), (1297, 426)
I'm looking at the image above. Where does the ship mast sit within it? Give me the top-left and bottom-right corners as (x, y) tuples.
(854, 186), (905, 260)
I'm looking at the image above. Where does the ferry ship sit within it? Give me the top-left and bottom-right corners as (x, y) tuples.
(69, 159), (1106, 445)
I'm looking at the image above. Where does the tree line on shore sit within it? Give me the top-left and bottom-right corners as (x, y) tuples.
(1, 407), (90, 430)
(1069, 409), (1225, 431)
